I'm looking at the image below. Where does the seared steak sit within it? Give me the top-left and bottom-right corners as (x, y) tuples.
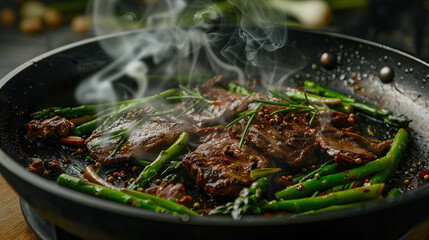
(26, 116), (76, 141)
(174, 75), (261, 127)
(228, 99), (391, 167)
(145, 180), (192, 205)
(86, 116), (193, 164)
(228, 105), (320, 167)
(317, 129), (392, 162)
(182, 126), (271, 198)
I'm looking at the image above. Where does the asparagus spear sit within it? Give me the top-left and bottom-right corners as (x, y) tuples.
(369, 128), (409, 184)
(70, 89), (176, 136)
(208, 177), (268, 219)
(120, 188), (199, 216)
(57, 174), (168, 213)
(292, 159), (340, 183)
(227, 83), (255, 96)
(31, 95), (157, 120)
(385, 188), (402, 199)
(285, 91), (342, 106)
(275, 155), (392, 200)
(276, 128), (408, 200)
(303, 80), (409, 127)
(263, 184), (384, 213)
(83, 166), (198, 216)
(127, 132), (188, 190)
(304, 80), (356, 102)
(299, 198), (382, 215)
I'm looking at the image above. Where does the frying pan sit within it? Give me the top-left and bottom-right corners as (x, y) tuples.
(0, 26), (428, 240)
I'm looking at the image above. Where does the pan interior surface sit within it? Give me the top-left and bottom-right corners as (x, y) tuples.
(0, 27), (428, 239)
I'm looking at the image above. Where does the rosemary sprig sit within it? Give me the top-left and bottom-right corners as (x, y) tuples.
(226, 92), (326, 150)
(168, 85), (215, 118)
(254, 94), (325, 127)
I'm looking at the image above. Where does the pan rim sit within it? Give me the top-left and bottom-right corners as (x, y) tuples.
(0, 26), (428, 227)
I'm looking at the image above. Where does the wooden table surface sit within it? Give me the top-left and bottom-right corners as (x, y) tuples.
(0, 174), (38, 240)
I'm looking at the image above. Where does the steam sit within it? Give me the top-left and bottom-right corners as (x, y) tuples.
(75, 0), (306, 104)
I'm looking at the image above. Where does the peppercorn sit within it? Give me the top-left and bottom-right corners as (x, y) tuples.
(77, 148), (84, 154)
(193, 202), (200, 209)
(131, 166), (138, 173)
(108, 176), (115, 183)
(424, 175), (429, 181)
(156, 179), (162, 185)
(137, 187), (144, 192)
(130, 178), (135, 183)
(43, 170), (51, 177)
(119, 172), (126, 178)
(355, 158), (362, 165)
(314, 173), (321, 179)
(95, 162), (101, 168)
(404, 179), (410, 185)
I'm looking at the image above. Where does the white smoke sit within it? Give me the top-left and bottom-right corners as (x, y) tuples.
(75, 0), (306, 104)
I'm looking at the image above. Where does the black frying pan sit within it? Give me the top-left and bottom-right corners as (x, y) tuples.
(0, 27), (428, 240)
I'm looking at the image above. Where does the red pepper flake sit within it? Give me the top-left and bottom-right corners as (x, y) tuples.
(287, 141), (292, 146)
(418, 170), (429, 179)
(113, 172), (119, 178)
(122, 181), (128, 187)
(71, 152), (78, 156)
(178, 129), (183, 134)
(342, 170), (349, 173)
(178, 142), (181, 146)
(177, 196), (192, 205)
(296, 184), (305, 191)
(52, 159), (58, 163)
(362, 189), (370, 193)
(212, 101), (222, 106)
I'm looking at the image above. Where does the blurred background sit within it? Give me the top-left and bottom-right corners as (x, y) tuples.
(0, 0), (429, 78)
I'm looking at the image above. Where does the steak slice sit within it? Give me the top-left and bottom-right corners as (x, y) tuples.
(228, 105), (320, 167)
(25, 116), (76, 142)
(317, 129), (392, 162)
(86, 116), (193, 164)
(228, 98), (391, 167)
(182, 126), (271, 198)
(174, 75), (261, 127)
(145, 181), (192, 205)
